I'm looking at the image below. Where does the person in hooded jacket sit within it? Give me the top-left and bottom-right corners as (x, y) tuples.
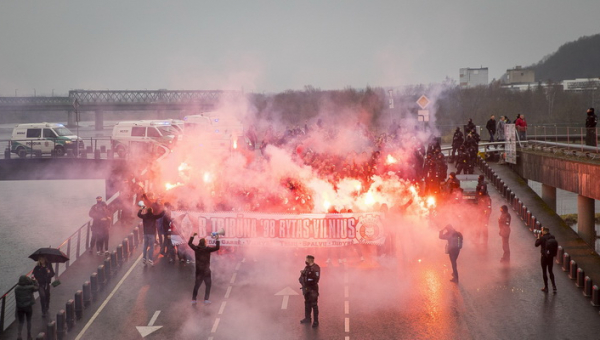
(450, 127), (464, 162)
(585, 107), (597, 146)
(14, 275), (39, 340)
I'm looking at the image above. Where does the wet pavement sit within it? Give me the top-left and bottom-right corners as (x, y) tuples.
(5, 166), (600, 339)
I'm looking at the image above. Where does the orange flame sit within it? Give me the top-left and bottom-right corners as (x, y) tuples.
(386, 154), (397, 164)
(165, 182), (183, 191)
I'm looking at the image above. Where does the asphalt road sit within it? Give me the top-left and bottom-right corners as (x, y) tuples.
(70, 182), (600, 340)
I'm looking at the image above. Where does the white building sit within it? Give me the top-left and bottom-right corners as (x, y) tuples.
(562, 78), (600, 91)
(459, 67), (489, 88)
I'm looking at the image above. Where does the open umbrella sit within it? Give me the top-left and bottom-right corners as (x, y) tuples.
(29, 247), (69, 263)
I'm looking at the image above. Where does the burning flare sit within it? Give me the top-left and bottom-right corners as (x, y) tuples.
(386, 154), (397, 164)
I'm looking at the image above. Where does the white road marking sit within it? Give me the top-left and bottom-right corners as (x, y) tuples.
(345, 301), (349, 314)
(218, 301), (227, 315)
(344, 286), (349, 298)
(74, 254), (143, 340)
(211, 318), (220, 333)
(225, 286), (232, 299)
(345, 337), (350, 340)
(230, 272), (237, 284)
(281, 295), (290, 309)
(345, 317), (350, 332)
(148, 310), (160, 326)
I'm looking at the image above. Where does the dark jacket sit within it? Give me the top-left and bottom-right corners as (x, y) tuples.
(452, 130), (464, 147)
(89, 202), (111, 232)
(33, 263), (55, 286)
(498, 211), (511, 237)
(188, 237), (220, 272)
(138, 209), (165, 235)
(586, 112), (598, 128)
(486, 119), (496, 133)
(299, 263), (321, 290)
(535, 233), (555, 255)
(439, 228), (463, 252)
(15, 275), (39, 309)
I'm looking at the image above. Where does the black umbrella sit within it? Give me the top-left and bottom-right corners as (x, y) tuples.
(29, 247), (69, 263)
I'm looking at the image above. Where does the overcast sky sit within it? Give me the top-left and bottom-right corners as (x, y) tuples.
(0, 1), (598, 96)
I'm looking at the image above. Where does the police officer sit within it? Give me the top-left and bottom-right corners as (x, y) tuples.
(299, 255), (321, 328)
(585, 107), (597, 146)
(455, 146), (469, 175)
(498, 205), (511, 262)
(451, 127), (464, 162)
(476, 190), (492, 246)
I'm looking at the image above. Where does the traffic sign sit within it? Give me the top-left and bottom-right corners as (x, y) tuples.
(416, 95), (430, 110)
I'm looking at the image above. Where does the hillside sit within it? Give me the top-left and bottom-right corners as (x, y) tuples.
(529, 34), (600, 82)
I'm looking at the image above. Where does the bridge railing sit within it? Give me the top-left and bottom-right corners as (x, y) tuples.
(526, 126), (599, 152)
(0, 193), (123, 332)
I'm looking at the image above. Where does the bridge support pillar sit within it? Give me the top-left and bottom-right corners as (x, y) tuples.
(542, 184), (557, 212)
(67, 111), (77, 128)
(577, 195), (596, 246)
(95, 110), (104, 131)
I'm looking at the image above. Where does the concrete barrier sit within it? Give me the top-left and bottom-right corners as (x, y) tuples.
(65, 299), (75, 331)
(562, 253), (571, 271)
(556, 246), (564, 265)
(74, 290), (83, 320)
(46, 320), (57, 340)
(56, 310), (66, 340)
(577, 268), (585, 288)
(569, 260), (578, 280)
(592, 285), (600, 307)
(83, 281), (91, 307)
(103, 258), (111, 281)
(584, 277), (594, 297)
(90, 273), (98, 301)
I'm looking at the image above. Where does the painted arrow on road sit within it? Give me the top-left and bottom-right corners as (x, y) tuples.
(136, 310), (162, 338)
(275, 287), (299, 309)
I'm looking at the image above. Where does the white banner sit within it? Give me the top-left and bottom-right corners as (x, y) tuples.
(505, 124), (517, 164)
(171, 211), (386, 247)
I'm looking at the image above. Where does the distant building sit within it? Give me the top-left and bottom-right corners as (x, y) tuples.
(562, 78), (600, 91)
(502, 66), (535, 85)
(459, 67), (489, 88)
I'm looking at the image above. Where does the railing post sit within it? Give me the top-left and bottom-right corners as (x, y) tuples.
(65, 238), (71, 269)
(86, 221), (91, 252)
(76, 228), (81, 260)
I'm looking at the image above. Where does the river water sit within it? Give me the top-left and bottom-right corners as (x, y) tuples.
(0, 180), (104, 294)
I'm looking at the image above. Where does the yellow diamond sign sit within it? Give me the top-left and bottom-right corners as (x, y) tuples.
(416, 95), (430, 109)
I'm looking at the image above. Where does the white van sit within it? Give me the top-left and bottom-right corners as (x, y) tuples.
(10, 123), (83, 158)
(111, 120), (176, 158)
(183, 114), (249, 151)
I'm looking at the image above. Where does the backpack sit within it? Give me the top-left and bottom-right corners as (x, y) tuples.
(446, 232), (463, 253)
(545, 238), (558, 257)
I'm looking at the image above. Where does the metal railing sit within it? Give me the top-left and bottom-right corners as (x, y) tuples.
(0, 193), (122, 332)
(526, 126), (599, 152)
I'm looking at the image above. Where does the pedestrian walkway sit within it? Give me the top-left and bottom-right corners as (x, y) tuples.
(2, 217), (141, 339)
(488, 161), (600, 287)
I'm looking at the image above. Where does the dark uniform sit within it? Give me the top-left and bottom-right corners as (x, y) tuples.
(476, 193), (492, 245)
(188, 236), (220, 302)
(451, 128), (464, 162)
(535, 232), (557, 292)
(455, 147), (469, 175)
(585, 108), (597, 146)
(299, 261), (321, 327)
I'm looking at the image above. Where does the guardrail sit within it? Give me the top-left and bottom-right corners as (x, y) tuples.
(1, 138), (172, 160)
(0, 193), (123, 332)
(527, 126), (598, 150)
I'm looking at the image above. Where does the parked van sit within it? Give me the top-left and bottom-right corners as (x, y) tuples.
(183, 114), (250, 152)
(10, 123), (83, 158)
(111, 120), (176, 158)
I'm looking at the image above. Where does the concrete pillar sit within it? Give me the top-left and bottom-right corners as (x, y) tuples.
(542, 184), (557, 212)
(577, 195), (596, 246)
(95, 110), (104, 131)
(67, 111), (77, 128)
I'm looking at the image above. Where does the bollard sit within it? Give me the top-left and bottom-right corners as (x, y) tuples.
(36, 333), (46, 340)
(562, 253), (571, 272)
(56, 310), (66, 340)
(128, 233), (136, 249)
(576, 268), (585, 288)
(111, 250), (118, 269)
(66, 299), (75, 331)
(592, 285), (600, 307)
(133, 227), (140, 244)
(584, 277), (594, 297)
(569, 260), (578, 280)
(526, 210), (532, 227)
(74, 290), (84, 320)
(4, 148), (11, 159)
(556, 246), (564, 265)
(531, 216), (537, 230)
(514, 198), (520, 212)
(90, 273), (98, 301)
(97, 265), (106, 290)
(83, 281), (91, 307)
(510, 192), (515, 206)
(103, 258), (112, 281)
(122, 238), (130, 260)
(117, 244), (123, 265)
(46, 320), (57, 340)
